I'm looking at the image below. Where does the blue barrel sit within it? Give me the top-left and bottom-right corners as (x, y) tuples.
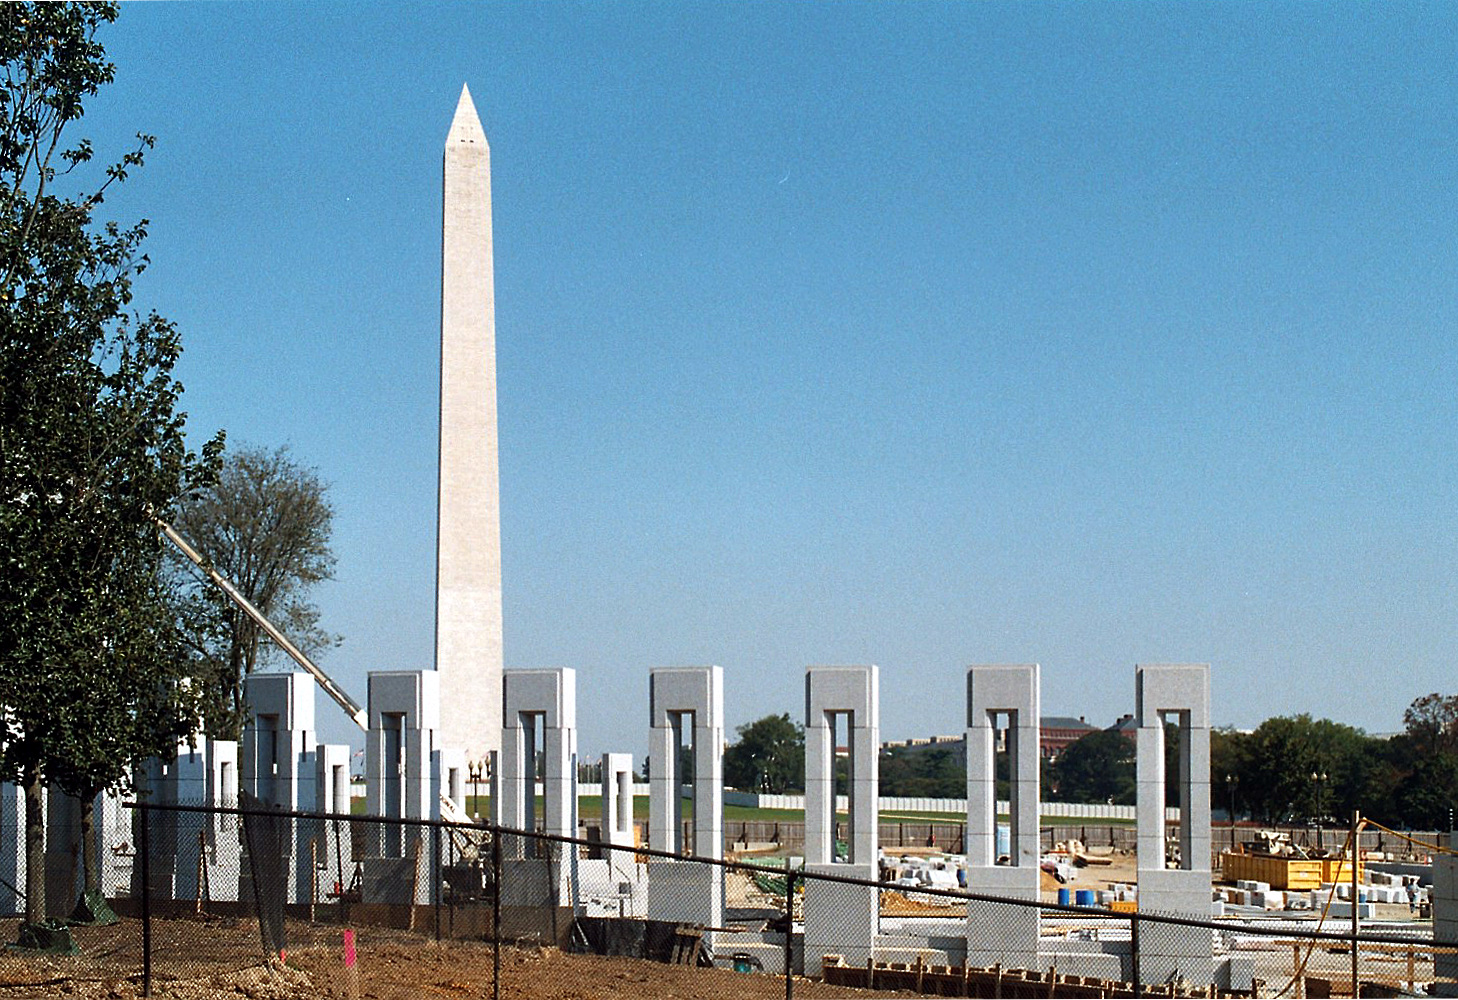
(1057, 888), (1071, 905)
(1075, 889), (1095, 906)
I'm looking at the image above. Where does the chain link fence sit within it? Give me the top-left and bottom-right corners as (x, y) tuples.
(9, 799), (1451, 1000)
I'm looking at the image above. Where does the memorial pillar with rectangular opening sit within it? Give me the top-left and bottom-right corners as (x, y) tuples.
(241, 673), (317, 811)
(646, 666), (724, 931)
(965, 664), (1041, 969)
(580, 751), (647, 917)
(600, 753), (635, 849)
(240, 673), (319, 904)
(434, 747), (466, 819)
(803, 664), (879, 973)
(363, 670), (439, 903)
(500, 668), (577, 842)
(1136, 663), (1214, 986)
(314, 743), (351, 902)
(167, 737), (241, 905)
(496, 669), (579, 934)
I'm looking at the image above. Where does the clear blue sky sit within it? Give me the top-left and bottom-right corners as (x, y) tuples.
(86, 2), (1457, 759)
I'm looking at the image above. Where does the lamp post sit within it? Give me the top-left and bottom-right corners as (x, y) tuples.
(1311, 770), (1328, 849)
(468, 762), (485, 821)
(1225, 773), (1239, 851)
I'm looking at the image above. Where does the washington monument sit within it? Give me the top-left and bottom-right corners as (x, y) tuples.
(436, 84), (502, 763)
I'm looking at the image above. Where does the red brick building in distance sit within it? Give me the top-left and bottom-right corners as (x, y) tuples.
(1038, 716), (1099, 759)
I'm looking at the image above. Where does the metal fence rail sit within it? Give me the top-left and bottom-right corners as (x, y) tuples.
(48, 800), (1455, 1000)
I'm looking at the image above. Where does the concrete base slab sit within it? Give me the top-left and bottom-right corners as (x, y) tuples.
(804, 863), (878, 976)
(966, 896), (1040, 969)
(646, 860), (724, 933)
(1136, 922), (1216, 989)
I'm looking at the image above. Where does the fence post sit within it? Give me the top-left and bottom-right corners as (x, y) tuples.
(1130, 914), (1140, 1000)
(309, 838), (318, 924)
(140, 801), (152, 998)
(492, 828), (502, 1000)
(434, 823), (442, 944)
(333, 815), (345, 924)
(1351, 811), (1361, 998)
(784, 866), (796, 1000)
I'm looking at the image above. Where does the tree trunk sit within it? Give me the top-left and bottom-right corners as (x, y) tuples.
(24, 770), (44, 925)
(81, 792), (99, 896)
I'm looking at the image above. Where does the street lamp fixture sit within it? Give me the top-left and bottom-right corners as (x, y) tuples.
(1310, 770), (1329, 844)
(1225, 773), (1239, 851)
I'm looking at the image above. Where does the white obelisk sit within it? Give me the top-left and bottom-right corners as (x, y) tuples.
(436, 84), (502, 764)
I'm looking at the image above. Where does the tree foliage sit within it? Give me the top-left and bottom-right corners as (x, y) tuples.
(1050, 730), (1135, 805)
(170, 443), (338, 739)
(1236, 714), (1380, 824)
(1372, 693), (1458, 829)
(724, 713), (804, 793)
(881, 744), (965, 798)
(0, 2), (222, 919)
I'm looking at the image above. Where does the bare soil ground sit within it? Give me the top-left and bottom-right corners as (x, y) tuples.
(0, 918), (905, 1000)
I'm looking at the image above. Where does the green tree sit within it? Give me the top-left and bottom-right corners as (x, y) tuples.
(1050, 730), (1135, 805)
(724, 713), (804, 793)
(1376, 693), (1458, 828)
(1211, 726), (1254, 820)
(881, 745), (965, 797)
(170, 443), (339, 739)
(1402, 693), (1458, 757)
(0, 1), (221, 925)
(1239, 714), (1380, 824)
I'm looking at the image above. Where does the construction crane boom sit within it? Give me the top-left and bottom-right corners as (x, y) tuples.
(157, 517), (368, 731)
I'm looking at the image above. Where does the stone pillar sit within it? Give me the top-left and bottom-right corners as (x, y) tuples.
(646, 667), (725, 930)
(365, 670), (440, 832)
(803, 664), (879, 974)
(435, 748), (467, 817)
(487, 749), (500, 825)
(314, 744), (350, 815)
(0, 783), (24, 916)
(43, 789), (84, 918)
(45, 788), (131, 915)
(601, 753), (635, 849)
(500, 669), (577, 841)
(1135, 663), (1214, 986)
(965, 664), (1041, 969)
(170, 737), (241, 905)
(240, 673), (320, 905)
(126, 738), (240, 907)
(496, 669), (578, 925)
(241, 673), (318, 812)
(97, 786), (132, 901)
(313, 743), (351, 902)
(574, 752), (645, 918)
(1433, 841), (1458, 995)
(363, 671), (440, 903)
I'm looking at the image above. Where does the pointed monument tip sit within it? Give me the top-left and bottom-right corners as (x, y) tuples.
(447, 83), (487, 146)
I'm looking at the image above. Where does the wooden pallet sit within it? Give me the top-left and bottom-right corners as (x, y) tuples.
(821, 955), (1238, 998)
(669, 924), (703, 966)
